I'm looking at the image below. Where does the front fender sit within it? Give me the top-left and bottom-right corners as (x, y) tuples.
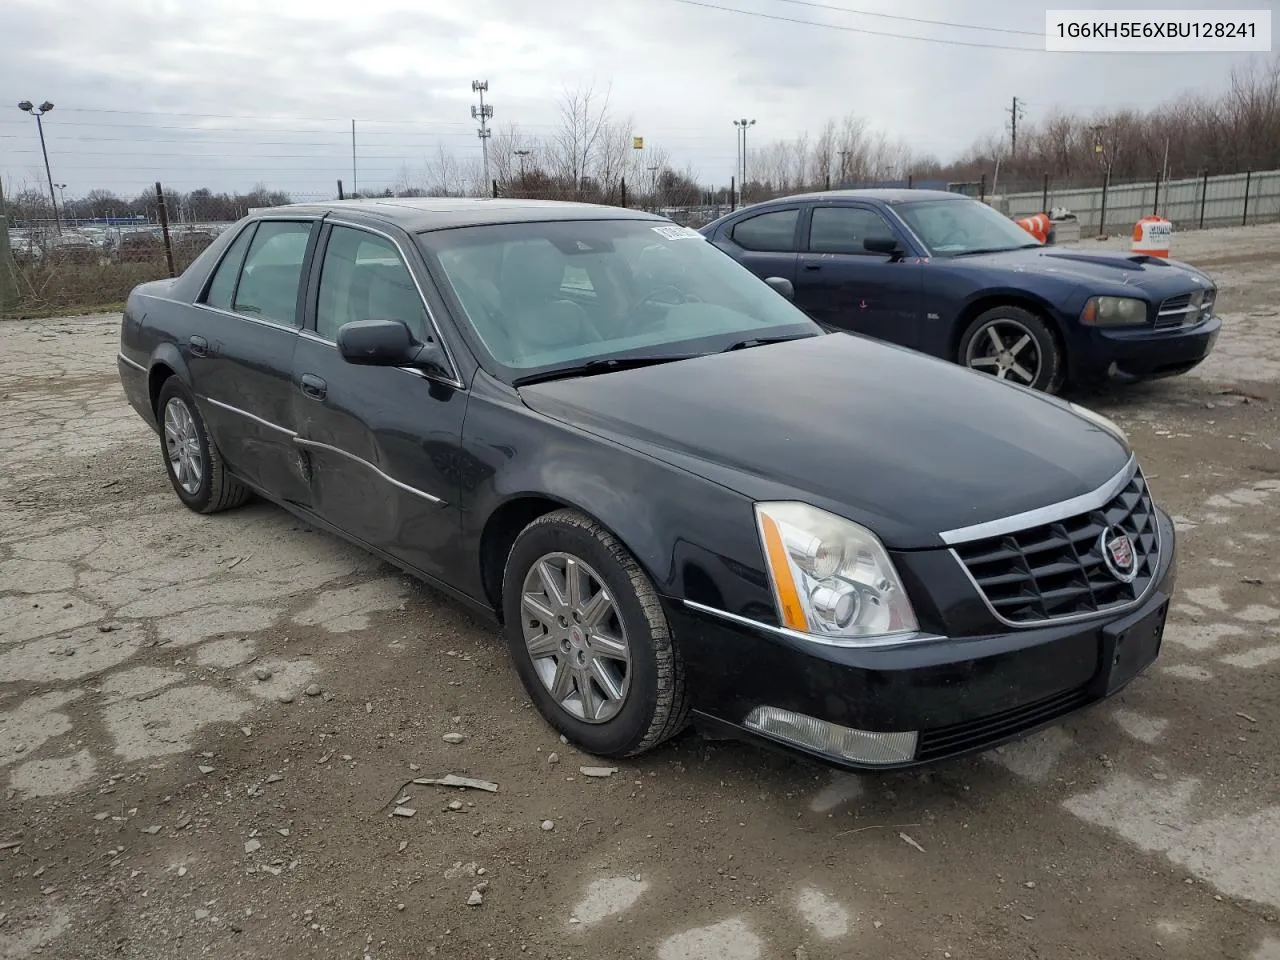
(460, 388), (777, 624)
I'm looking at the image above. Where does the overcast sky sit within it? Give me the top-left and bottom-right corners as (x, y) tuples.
(1, 0), (1273, 200)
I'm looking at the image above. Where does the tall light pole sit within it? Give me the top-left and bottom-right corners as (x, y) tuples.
(514, 148), (531, 189)
(18, 100), (61, 233)
(734, 118), (755, 203)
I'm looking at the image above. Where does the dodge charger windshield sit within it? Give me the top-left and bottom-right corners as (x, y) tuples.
(896, 197), (1044, 258)
(418, 220), (820, 381)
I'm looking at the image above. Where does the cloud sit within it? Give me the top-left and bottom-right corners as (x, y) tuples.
(0, 0), (1265, 197)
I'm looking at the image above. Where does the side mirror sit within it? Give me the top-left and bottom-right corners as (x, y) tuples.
(337, 319), (449, 374)
(764, 276), (795, 300)
(864, 236), (905, 258)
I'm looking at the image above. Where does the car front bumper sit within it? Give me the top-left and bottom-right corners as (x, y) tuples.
(666, 508), (1176, 771)
(1070, 314), (1221, 383)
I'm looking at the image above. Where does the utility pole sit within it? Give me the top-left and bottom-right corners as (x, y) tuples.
(514, 148), (531, 189)
(734, 118), (755, 203)
(351, 119), (357, 196)
(1008, 96), (1025, 158)
(472, 81), (493, 191)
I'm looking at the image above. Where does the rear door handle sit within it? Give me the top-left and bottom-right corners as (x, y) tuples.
(803, 264), (821, 271)
(300, 373), (327, 401)
(189, 335), (208, 356)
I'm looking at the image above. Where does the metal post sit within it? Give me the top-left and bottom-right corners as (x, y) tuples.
(155, 182), (176, 278)
(730, 176), (736, 212)
(336, 179), (344, 200)
(0, 177), (18, 312)
(1152, 171), (1161, 216)
(1242, 170), (1252, 227)
(979, 173), (986, 202)
(1199, 170), (1209, 229)
(492, 179), (498, 199)
(351, 119), (357, 196)
(1041, 173), (1049, 212)
(907, 174), (913, 189)
(33, 113), (61, 233)
(620, 178), (627, 209)
(1099, 169), (1109, 236)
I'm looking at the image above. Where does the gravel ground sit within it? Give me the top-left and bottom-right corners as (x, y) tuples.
(2, 222), (1279, 960)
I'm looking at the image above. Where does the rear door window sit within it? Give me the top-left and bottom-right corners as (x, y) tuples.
(730, 209), (799, 252)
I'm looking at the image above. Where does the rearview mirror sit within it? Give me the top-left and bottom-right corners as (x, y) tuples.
(864, 236), (904, 258)
(337, 319), (449, 374)
(764, 276), (795, 300)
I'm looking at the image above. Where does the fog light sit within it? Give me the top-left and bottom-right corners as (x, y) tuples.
(743, 706), (917, 765)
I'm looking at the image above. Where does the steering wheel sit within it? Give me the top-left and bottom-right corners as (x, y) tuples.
(623, 285), (701, 329)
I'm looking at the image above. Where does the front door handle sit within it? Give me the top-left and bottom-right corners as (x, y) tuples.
(300, 373), (327, 401)
(189, 335), (208, 356)
(803, 263), (821, 271)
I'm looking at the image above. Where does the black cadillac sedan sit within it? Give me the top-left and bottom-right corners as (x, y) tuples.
(116, 198), (1175, 770)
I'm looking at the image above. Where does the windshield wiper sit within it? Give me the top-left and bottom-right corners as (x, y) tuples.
(720, 333), (816, 352)
(512, 353), (699, 387)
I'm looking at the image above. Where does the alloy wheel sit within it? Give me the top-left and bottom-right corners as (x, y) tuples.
(520, 551), (632, 724)
(163, 397), (204, 496)
(964, 319), (1043, 387)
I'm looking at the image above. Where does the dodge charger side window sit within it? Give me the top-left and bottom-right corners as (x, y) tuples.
(231, 221), (314, 327)
(809, 206), (896, 255)
(316, 226), (429, 342)
(202, 223), (256, 310)
(731, 209), (799, 252)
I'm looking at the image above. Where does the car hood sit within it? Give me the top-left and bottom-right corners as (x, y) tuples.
(517, 334), (1131, 549)
(949, 246), (1215, 298)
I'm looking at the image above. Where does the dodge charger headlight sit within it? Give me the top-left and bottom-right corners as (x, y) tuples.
(1081, 295), (1147, 326)
(755, 502), (917, 644)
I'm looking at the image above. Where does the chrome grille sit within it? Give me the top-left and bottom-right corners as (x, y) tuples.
(952, 471), (1160, 625)
(1156, 290), (1205, 327)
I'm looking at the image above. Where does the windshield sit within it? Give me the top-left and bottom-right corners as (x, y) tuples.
(417, 219), (820, 380)
(894, 197), (1042, 257)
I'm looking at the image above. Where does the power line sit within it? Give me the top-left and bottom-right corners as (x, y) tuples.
(667, 0), (1045, 50)
(763, 0), (1039, 36)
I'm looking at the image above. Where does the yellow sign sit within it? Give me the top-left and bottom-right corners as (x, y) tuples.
(633, 136), (644, 150)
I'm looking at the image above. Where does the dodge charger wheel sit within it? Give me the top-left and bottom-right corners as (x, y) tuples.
(156, 378), (250, 514)
(958, 306), (1062, 393)
(502, 509), (689, 758)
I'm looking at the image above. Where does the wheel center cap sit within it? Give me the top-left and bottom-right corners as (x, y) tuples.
(569, 626), (584, 645)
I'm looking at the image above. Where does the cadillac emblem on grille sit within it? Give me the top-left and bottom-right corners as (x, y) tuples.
(1102, 527), (1137, 583)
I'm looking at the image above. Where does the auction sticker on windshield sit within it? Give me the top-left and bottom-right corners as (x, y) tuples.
(651, 225), (705, 240)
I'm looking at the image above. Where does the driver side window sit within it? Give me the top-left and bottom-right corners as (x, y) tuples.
(315, 226), (429, 342)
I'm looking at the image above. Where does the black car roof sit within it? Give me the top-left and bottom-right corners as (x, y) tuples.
(262, 197), (670, 232)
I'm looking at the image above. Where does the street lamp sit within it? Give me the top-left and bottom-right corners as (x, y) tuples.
(18, 100), (61, 233)
(514, 149), (531, 189)
(734, 118), (755, 203)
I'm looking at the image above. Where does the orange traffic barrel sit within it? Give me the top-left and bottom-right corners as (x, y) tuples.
(1016, 212), (1051, 243)
(1132, 215), (1172, 258)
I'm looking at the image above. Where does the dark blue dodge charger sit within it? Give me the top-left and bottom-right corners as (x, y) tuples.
(700, 189), (1221, 393)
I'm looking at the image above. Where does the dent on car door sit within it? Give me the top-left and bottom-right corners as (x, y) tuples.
(292, 222), (467, 586)
(796, 204), (923, 347)
(719, 207), (800, 285)
(188, 218), (315, 505)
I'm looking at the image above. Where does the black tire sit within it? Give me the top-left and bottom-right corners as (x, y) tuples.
(501, 508), (689, 758)
(155, 377), (250, 514)
(957, 305), (1063, 393)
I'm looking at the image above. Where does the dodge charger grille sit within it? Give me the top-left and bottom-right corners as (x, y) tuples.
(952, 471), (1160, 625)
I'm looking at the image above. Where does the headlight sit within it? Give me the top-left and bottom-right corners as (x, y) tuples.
(1081, 295), (1147, 326)
(1067, 401), (1129, 446)
(755, 502), (917, 644)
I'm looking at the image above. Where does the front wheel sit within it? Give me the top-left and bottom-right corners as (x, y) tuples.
(957, 306), (1063, 393)
(501, 509), (689, 758)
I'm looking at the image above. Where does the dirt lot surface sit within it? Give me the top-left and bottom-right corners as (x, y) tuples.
(2, 222), (1279, 960)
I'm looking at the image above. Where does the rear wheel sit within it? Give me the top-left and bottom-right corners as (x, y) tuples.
(958, 306), (1063, 393)
(156, 377), (250, 514)
(501, 509), (689, 758)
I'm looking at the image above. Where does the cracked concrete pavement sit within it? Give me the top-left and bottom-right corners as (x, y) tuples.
(1, 222), (1279, 959)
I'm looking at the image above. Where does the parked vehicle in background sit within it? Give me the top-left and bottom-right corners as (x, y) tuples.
(116, 197), (1175, 771)
(700, 189), (1221, 393)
